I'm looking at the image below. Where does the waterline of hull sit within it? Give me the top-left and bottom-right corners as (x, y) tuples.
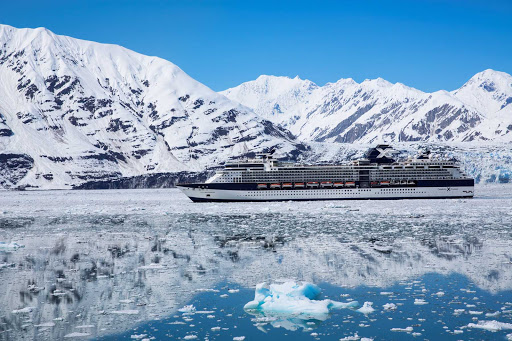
(178, 186), (474, 202)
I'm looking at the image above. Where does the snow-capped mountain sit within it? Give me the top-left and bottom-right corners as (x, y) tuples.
(1, 24), (511, 189)
(221, 71), (512, 143)
(0, 25), (300, 189)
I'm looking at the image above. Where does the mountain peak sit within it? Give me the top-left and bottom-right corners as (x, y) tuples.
(0, 25), (299, 189)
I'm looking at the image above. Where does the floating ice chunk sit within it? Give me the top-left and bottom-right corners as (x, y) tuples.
(469, 310), (483, 315)
(211, 327), (221, 331)
(110, 310), (139, 315)
(414, 299), (428, 305)
(486, 311), (501, 317)
(183, 336), (197, 340)
(12, 307), (34, 314)
(64, 332), (91, 338)
(383, 303), (397, 311)
(138, 263), (164, 270)
(435, 291), (445, 296)
(507, 333), (512, 340)
(372, 244), (392, 253)
(339, 333), (361, 340)
(391, 326), (413, 332)
(34, 322), (55, 327)
(467, 320), (512, 332)
(195, 310), (214, 314)
(380, 292), (393, 296)
(244, 282), (358, 318)
(233, 337), (245, 341)
(357, 302), (375, 314)
(228, 289), (239, 293)
(0, 242), (24, 252)
(131, 335), (147, 340)
(178, 305), (196, 313)
(196, 288), (219, 293)
(75, 325), (95, 329)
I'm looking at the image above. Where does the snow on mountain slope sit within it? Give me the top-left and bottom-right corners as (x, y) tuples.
(221, 75), (318, 127)
(221, 70), (512, 143)
(0, 25), (300, 189)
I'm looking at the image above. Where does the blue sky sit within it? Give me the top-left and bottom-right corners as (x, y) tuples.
(1, 0), (511, 92)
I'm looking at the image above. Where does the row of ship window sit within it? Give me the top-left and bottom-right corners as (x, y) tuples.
(243, 189), (427, 196)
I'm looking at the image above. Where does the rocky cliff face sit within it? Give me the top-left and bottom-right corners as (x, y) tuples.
(0, 25), (301, 189)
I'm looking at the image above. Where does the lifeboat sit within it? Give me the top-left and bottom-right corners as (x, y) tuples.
(380, 181), (390, 186)
(407, 180), (415, 185)
(282, 183), (293, 189)
(400, 180), (407, 185)
(371, 181), (380, 186)
(270, 183), (281, 189)
(333, 182), (344, 188)
(257, 183), (267, 189)
(306, 182), (319, 188)
(294, 182), (305, 188)
(320, 181), (333, 188)
(345, 181), (355, 187)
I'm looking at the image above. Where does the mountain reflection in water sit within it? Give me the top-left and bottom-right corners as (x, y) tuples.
(0, 186), (511, 340)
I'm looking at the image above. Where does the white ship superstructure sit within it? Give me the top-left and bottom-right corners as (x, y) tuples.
(178, 145), (474, 202)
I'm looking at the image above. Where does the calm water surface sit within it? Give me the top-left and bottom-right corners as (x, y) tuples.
(1, 186), (512, 340)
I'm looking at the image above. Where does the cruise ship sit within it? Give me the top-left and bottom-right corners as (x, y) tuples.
(177, 145), (474, 202)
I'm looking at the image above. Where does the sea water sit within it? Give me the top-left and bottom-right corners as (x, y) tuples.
(0, 185), (511, 340)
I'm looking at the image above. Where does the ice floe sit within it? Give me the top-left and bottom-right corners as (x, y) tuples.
(178, 305), (196, 313)
(0, 242), (24, 252)
(383, 303), (397, 310)
(64, 332), (91, 338)
(110, 310), (139, 315)
(413, 299), (428, 305)
(357, 302), (375, 314)
(467, 320), (512, 332)
(244, 281), (358, 318)
(12, 307), (34, 314)
(391, 326), (413, 332)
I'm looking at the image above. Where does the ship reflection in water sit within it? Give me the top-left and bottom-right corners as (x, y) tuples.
(0, 186), (511, 340)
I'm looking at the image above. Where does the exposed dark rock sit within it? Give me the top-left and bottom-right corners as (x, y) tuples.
(0, 153), (34, 188)
(178, 94), (190, 102)
(319, 103), (375, 142)
(73, 171), (210, 190)
(0, 128), (13, 136)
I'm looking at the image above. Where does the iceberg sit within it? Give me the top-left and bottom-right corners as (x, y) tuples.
(467, 320), (512, 332)
(244, 281), (358, 321)
(357, 302), (375, 314)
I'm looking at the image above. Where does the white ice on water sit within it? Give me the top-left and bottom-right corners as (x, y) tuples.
(244, 281), (358, 318)
(467, 320), (512, 332)
(0, 242), (24, 252)
(357, 302), (375, 314)
(382, 303), (397, 311)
